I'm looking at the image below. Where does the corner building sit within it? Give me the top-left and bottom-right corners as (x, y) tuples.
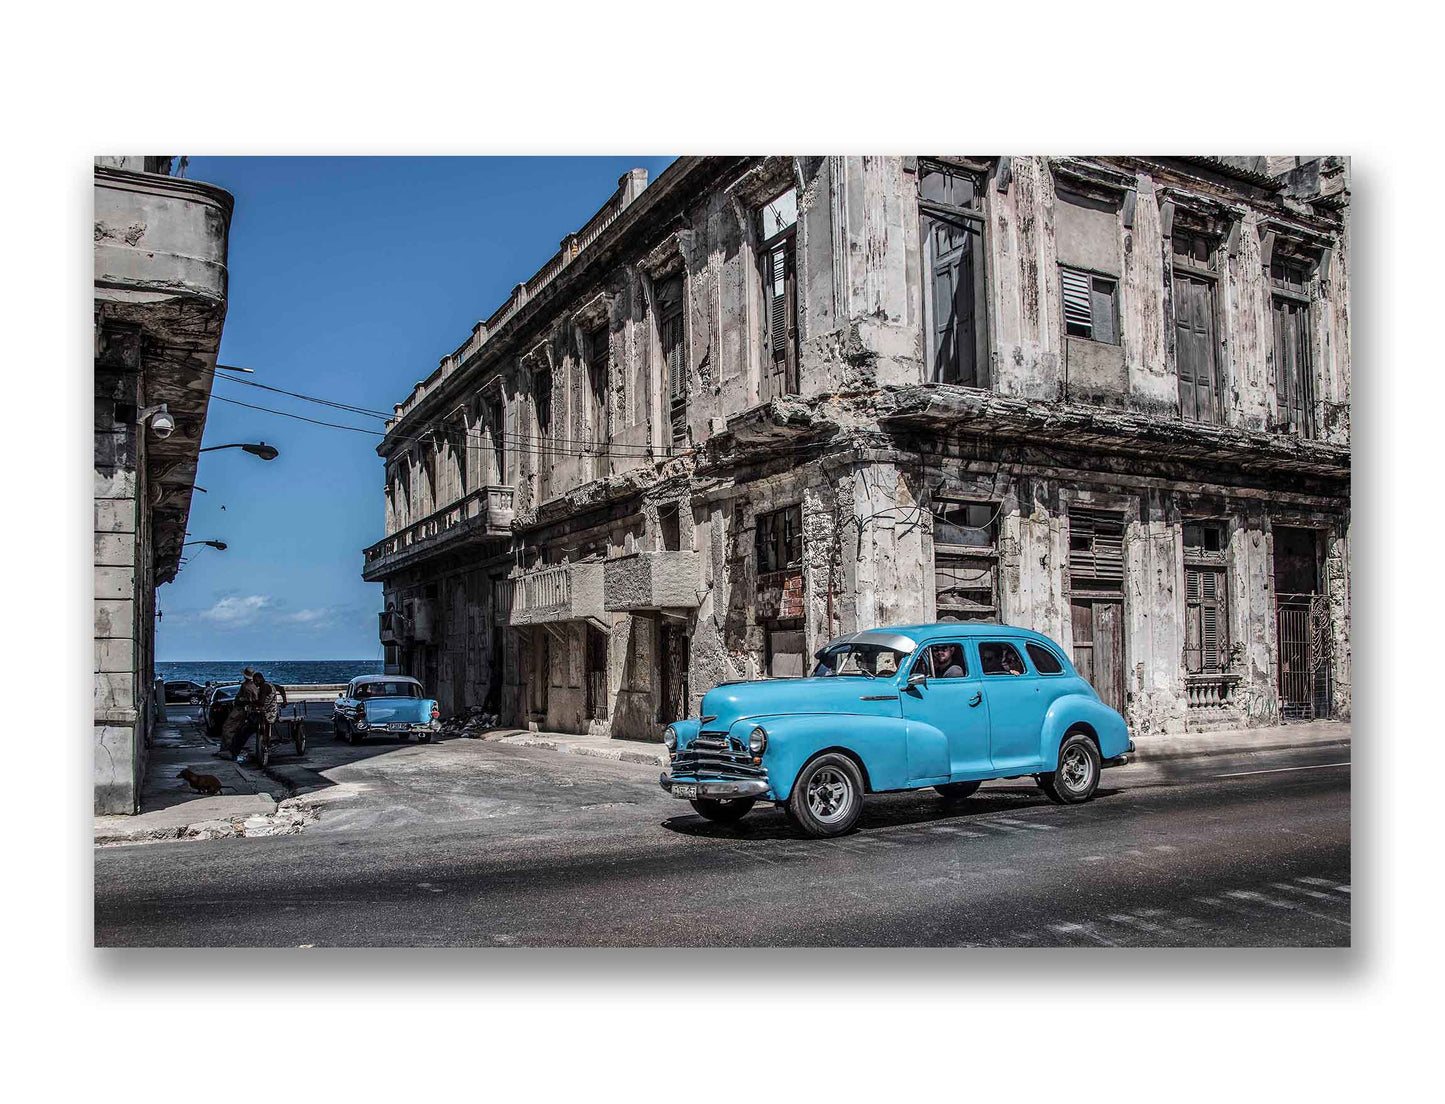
(364, 156), (1350, 740)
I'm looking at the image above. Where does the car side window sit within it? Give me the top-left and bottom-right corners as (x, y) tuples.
(979, 641), (1027, 676)
(926, 642), (968, 678)
(1026, 642), (1064, 675)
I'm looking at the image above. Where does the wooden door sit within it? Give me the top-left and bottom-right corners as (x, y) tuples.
(1072, 598), (1124, 713)
(1272, 296), (1314, 437)
(1174, 272), (1218, 422)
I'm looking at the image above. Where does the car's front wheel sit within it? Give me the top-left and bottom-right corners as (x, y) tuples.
(788, 752), (865, 838)
(689, 797), (755, 824)
(1038, 732), (1101, 804)
(934, 780), (982, 802)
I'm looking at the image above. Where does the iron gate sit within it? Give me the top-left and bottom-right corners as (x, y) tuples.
(1276, 594), (1333, 720)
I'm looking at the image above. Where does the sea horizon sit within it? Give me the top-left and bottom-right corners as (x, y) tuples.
(157, 658), (385, 686)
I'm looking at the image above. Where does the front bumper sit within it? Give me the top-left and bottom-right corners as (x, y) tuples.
(659, 773), (771, 800)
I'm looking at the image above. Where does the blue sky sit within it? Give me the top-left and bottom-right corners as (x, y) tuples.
(157, 156), (677, 661)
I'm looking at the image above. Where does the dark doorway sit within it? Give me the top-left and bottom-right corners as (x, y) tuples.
(658, 622), (688, 726)
(1274, 527), (1331, 719)
(585, 626), (609, 721)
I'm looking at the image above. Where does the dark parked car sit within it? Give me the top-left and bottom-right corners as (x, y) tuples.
(204, 685), (242, 739)
(164, 680), (205, 704)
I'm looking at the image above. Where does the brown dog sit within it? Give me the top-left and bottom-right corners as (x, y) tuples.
(177, 767), (226, 796)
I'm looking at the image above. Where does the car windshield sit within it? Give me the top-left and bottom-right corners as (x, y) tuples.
(812, 643), (906, 679)
(354, 682), (420, 698)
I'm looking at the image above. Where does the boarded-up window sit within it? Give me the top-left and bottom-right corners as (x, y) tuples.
(1061, 267), (1118, 344)
(755, 504), (802, 574)
(933, 500), (998, 621)
(1270, 258), (1315, 438)
(758, 187), (799, 401)
(656, 274), (686, 448)
(766, 626), (806, 678)
(919, 163), (987, 387)
(1068, 508), (1125, 585)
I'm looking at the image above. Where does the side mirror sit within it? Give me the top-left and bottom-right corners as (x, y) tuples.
(908, 672), (928, 688)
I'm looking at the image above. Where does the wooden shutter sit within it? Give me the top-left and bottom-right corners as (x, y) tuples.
(1062, 268), (1093, 337)
(1185, 566), (1226, 673)
(1175, 273), (1217, 422)
(1069, 509), (1125, 583)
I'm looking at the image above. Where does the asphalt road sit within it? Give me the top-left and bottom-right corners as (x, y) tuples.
(95, 720), (1350, 947)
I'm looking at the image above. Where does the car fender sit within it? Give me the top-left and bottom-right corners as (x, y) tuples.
(668, 718), (701, 747)
(734, 714), (911, 800)
(1039, 694), (1130, 766)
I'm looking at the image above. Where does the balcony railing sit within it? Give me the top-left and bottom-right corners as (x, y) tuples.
(363, 485), (514, 577)
(504, 560), (607, 628)
(1184, 672), (1242, 710)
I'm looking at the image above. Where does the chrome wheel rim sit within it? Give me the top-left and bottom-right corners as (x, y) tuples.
(1060, 746), (1093, 791)
(806, 767), (853, 823)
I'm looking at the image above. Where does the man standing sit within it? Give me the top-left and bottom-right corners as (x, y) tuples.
(216, 666), (258, 760)
(248, 671), (281, 760)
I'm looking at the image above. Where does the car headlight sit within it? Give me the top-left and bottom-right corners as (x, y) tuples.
(749, 726), (767, 755)
(662, 725), (677, 752)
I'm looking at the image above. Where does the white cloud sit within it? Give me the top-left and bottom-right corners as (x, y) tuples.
(199, 594), (274, 627)
(280, 608), (332, 626)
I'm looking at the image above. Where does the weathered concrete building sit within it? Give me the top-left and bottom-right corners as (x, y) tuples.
(94, 156), (232, 812)
(363, 156), (1350, 741)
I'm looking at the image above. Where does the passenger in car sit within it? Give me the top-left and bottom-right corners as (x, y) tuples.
(933, 643), (965, 678)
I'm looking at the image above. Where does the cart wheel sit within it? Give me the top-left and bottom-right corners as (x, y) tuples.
(255, 730), (271, 769)
(293, 720), (306, 757)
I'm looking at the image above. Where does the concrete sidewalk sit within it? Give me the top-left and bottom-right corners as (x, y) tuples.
(94, 710), (308, 846)
(478, 719), (1350, 771)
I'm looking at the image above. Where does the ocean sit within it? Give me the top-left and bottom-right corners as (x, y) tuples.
(157, 659), (384, 687)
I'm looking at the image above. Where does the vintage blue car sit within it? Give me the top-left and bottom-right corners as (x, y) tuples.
(333, 675), (441, 744)
(659, 623), (1134, 838)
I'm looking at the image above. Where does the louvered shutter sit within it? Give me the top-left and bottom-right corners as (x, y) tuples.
(1069, 509), (1125, 583)
(769, 245), (788, 356)
(1062, 268), (1094, 336)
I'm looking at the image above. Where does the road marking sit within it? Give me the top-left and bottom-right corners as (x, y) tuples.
(1272, 881), (1337, 901)
(991, 817), (1055, 832)
(1297, 876), (1351, 894)
(1214, 762), (1350, 778)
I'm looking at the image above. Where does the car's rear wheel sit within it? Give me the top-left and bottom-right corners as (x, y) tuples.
(1038, 732), (1101, 804)
(934, 780), (982, 802)
(333, 719), (346, 741)
(788, 752), (864, 838)
(689, 797), (755, 824)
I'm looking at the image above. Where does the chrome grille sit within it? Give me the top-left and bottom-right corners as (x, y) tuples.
(671, 732), (767, 781)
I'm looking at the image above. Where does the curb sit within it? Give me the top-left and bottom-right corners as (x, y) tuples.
(501, 735), (669, 768)
(1127, 737), (1351, 764)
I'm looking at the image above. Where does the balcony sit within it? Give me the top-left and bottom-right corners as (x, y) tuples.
(603, 551), (700, 612)
(362, 485), (514, 582)
(502, 560), (607, 630)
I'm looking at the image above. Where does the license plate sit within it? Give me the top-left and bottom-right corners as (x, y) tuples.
(387, 723), (410, 731)
(672, 783), (698, 799)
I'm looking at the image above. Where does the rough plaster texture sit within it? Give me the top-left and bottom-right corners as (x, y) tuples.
(367, 156), (1351, 741)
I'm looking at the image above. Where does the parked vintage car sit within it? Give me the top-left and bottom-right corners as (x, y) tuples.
(333, 675), (441, 744)
(659, 623), (1134, 838)
(164, 679), (205, 704)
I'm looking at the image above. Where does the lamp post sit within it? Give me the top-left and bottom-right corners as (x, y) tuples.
(182, 540), (228, 551)
(199, 441), (279, 461)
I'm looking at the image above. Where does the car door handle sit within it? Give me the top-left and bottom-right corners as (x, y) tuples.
(968, 692), (983, 707)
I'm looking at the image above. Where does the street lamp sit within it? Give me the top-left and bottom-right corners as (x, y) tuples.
(182, 540), (228, 551)
(199, 441), (280, 461)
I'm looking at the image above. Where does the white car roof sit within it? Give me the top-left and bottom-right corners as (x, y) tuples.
(351, 675), (422, 686)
